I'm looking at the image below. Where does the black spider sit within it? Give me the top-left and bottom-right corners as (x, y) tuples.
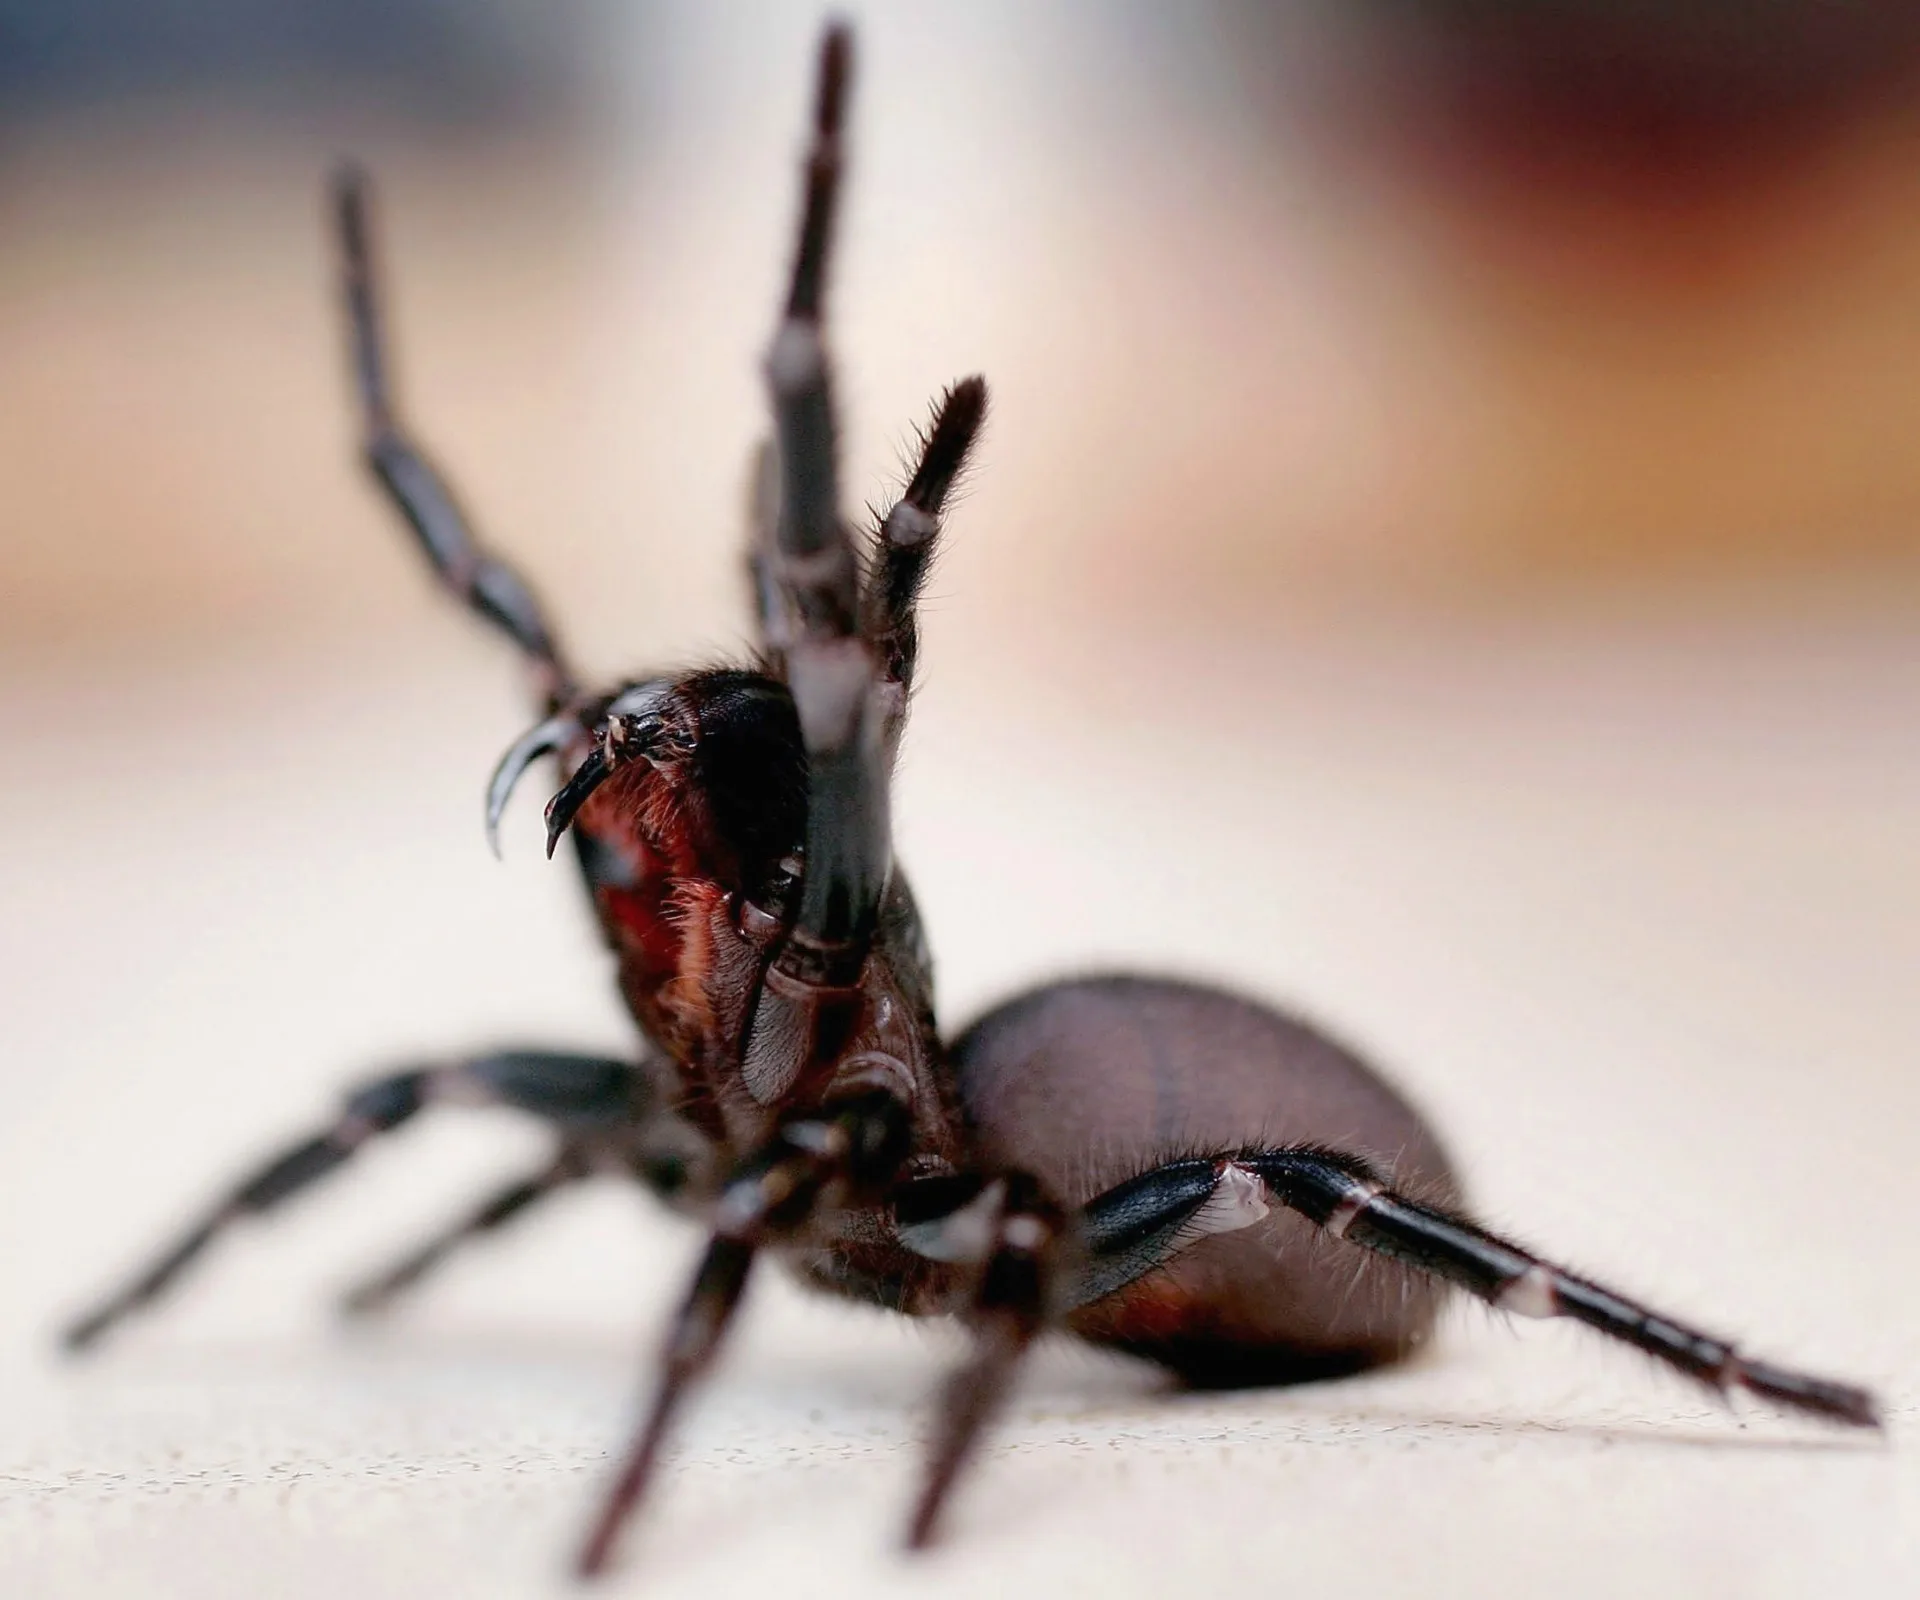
(64, 21), (1879, 1581)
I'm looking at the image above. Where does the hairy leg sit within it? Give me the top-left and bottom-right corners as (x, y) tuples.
(863, 377), (988, 720)
(1068, 1149), (1877, 1424)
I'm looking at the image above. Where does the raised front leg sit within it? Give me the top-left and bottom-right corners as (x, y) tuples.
(740, 24), (893, 1103)
(334, 168), (576, 712)
(862, 378), (987, 732)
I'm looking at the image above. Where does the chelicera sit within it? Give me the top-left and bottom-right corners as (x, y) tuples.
(65, 23), (1878, 1580)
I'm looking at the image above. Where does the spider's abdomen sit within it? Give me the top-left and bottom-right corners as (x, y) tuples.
(949, 974), (1460, 1387)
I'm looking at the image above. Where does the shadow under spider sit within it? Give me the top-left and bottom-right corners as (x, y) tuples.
(65, 1327), (1887, 1464)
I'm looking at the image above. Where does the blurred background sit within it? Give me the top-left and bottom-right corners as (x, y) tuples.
(1, 5), (1915, 1597)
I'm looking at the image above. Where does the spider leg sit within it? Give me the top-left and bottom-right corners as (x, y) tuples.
(333, 167), (576, 711)
(740, 24), (891, 1102)
(863, 377), (988, 728)
(905, 1172), (1064, 1550)
(576, 1088), (911, 1578)
(766, 26), (852, 584)
(342, 1084), (718, 1317)
(1067, 1158), (1227, 1312)
(1069, 1151), (1879, 1427)
(338, 1145), (592, 1316)
(61, 1050), (688, 1352)
(744, 438), (787, 664)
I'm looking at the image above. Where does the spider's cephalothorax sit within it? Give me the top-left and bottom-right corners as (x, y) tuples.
(65, 23), (1879, 1581)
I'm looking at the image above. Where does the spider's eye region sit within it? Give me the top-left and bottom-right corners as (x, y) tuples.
(685, 671), (809, 891)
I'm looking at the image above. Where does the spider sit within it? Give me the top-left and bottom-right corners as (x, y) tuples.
(64, 21), (1878, 1581)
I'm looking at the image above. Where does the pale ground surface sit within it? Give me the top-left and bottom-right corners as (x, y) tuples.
(1, 596), (1913, 1598)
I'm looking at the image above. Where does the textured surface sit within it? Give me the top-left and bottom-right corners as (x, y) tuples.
(2, 603), (1914, 1597)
